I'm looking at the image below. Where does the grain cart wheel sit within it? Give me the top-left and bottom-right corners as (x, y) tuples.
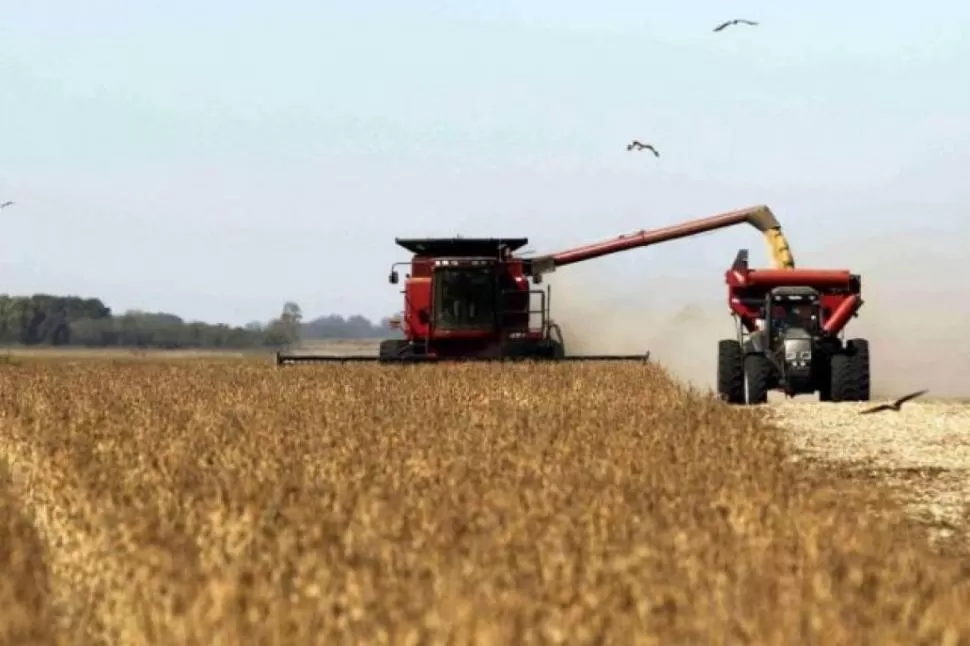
(717, 340), (745, 404)
(846, 338), (871, 401)
(743, 353), (773, 405)
(829, 352), (861, 402)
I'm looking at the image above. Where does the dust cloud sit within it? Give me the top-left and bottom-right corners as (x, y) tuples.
(544, 231), (970, 401)
(827, 235), (970, 400)
(544, 273), (730, 393)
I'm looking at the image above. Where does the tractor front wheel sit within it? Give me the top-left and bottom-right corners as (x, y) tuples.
(743, 353), (773, 405)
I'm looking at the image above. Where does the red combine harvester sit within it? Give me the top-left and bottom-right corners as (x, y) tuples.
(276, 205), (796, 364)
(717, 249), (870, 404)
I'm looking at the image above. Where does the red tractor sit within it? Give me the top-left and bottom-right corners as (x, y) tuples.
(277, 205), (796, 364)
(717, 248), (870, 404)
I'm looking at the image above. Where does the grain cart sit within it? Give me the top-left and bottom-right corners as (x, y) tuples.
(717, 249), (870, 404)
(277, 205), (796, 364)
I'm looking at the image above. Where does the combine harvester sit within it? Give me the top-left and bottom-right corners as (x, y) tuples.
(277, 205), (796, 365)
(717, 248), (869, 404)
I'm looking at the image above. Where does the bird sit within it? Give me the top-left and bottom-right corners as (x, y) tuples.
(713, 19), (759, 32)
(0, 201), (13, 209)
(626, 141), (660, 157)
(859, 389), (929, 415)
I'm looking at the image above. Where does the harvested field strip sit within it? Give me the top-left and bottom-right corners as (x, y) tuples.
(0, 361), (968, 644)
(768, 399), (970, 545)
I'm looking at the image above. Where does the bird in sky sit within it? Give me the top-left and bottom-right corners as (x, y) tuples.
(859, 389), (929, 415)
(626, 141), (660, 157)
(0, 201), (13, 209)
(713, 19), (759, 32)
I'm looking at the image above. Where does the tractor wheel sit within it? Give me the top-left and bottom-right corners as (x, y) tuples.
(816, 354), (833, 402)
(847, 338), (871, 401)
(378, 339), (410, 362)
(743, 353), (773, 405)
(829, 352), (861, 402)
(716, 340), (745, 404)
(817, 372), (833, 401)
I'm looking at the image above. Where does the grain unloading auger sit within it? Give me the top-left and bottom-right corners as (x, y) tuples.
(276, 204), (796, 365)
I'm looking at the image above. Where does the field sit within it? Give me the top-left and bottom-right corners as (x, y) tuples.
(1, 354), (969, 645)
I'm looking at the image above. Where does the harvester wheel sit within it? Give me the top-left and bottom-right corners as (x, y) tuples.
(743, 353), (772, 405)
(546, 339), (566, 359)
(829, 352), (861, 402)
(378, 339), (410, 361)
(846, 338), (871, 401)
(716, 340), (745, 404)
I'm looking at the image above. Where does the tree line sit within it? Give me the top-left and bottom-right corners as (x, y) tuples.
(0, 294), (397, 349)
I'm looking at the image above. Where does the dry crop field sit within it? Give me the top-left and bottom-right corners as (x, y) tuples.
(1, 358), (970, 645)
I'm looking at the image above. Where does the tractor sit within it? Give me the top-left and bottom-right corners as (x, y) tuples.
(717, 249), (870, 404)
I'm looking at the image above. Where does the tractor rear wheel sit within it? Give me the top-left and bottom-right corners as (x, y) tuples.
(829, 352), (861, 401)
(743, 353), (773, 404)
(717, 340), (745, 404)
(847, 338), (871, 401)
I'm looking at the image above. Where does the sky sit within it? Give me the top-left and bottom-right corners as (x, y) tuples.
(1, 0), (968, 325)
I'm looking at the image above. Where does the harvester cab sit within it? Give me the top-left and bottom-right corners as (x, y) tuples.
(377, 236), (571, 362)
(718, 249), (870, 404)
(276, 204), (800, 365)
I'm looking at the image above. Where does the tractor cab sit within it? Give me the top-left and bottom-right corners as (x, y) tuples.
(766, 286), (821, 339)
(760, 286), (822, 388)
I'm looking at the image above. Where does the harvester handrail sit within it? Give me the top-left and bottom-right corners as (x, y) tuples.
(528, 204), (795, 276)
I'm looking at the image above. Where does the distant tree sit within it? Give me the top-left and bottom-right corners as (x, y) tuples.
(282, 302), (302, 329)
(263, 301), (303, 347)
(300, 312), (399, 340)
(0, 292), (404, 349)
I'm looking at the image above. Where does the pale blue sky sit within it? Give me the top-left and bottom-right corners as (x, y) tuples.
(1, 1), (968, 324)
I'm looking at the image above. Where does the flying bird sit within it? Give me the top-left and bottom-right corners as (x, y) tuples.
(0, 201), (13, 209)
(627, 141), (660, 157)
(713, 19), (759, 32)
(859, 389), (929, 415)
